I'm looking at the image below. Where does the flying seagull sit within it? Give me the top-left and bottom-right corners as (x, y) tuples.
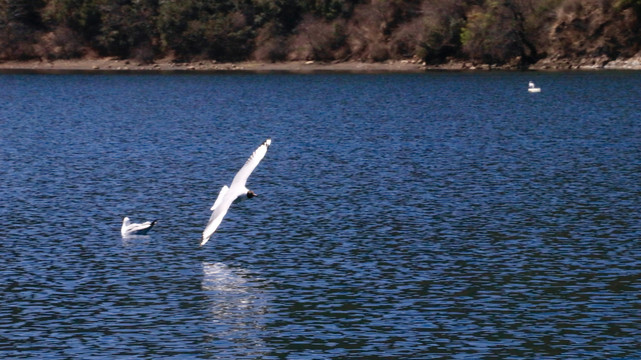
(121, 217), (157, 237)
(201, 138), (271, 247)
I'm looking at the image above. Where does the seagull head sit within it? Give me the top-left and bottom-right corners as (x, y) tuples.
(247, 190), (257, 199)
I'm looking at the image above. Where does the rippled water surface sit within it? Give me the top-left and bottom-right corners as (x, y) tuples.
(1, 71), (640, 359)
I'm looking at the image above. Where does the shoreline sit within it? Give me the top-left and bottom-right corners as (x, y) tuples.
(0, 58), (430, 73)
(2, 57), (641, 73)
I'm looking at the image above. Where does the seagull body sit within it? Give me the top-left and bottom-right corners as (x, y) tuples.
(201, 138), (271, 247)
(121, 217), (157, 237)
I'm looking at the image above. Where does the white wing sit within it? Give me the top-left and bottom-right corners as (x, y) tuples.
(127, 223), (150, 232)
(201, 192), (236, 246)
(211, 185), (229, 211)
(121, 217), (132, 236)
(230, 138), (271, 189)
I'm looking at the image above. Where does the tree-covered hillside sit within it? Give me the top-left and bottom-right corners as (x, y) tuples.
(1, 0), (640, 67)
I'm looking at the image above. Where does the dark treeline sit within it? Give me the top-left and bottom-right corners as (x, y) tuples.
(1, 0), (641, 67)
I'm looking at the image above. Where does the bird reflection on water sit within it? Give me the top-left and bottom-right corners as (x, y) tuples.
(201, 262), (270, 354)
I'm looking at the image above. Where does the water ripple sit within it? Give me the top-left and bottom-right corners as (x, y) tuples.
(1, 72), (640, 358)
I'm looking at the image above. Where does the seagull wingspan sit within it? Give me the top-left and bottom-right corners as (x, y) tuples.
(230, 138), (271, 189)
(200, 138), (271, 247)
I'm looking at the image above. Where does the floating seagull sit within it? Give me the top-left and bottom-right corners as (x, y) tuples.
(528, 81), (541, 93)
(121, 217), (157, 237)
(201, 138), (272, 247)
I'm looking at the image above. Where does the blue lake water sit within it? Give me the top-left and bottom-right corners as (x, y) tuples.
(1, 70), (640, 359)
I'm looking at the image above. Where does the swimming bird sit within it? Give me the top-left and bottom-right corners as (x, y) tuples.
(121, 217), (157, 237)
(201, 138), (271, 247)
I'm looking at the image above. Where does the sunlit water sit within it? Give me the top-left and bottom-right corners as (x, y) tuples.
(1, 71), (640, 359)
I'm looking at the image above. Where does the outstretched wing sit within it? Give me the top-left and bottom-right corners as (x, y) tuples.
(230, 138), (271, 189)
(201, 193), (235, 246)
(211, 185), (229, 211)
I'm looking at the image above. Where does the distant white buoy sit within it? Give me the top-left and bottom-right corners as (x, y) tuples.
(528, 81), (541, 93)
